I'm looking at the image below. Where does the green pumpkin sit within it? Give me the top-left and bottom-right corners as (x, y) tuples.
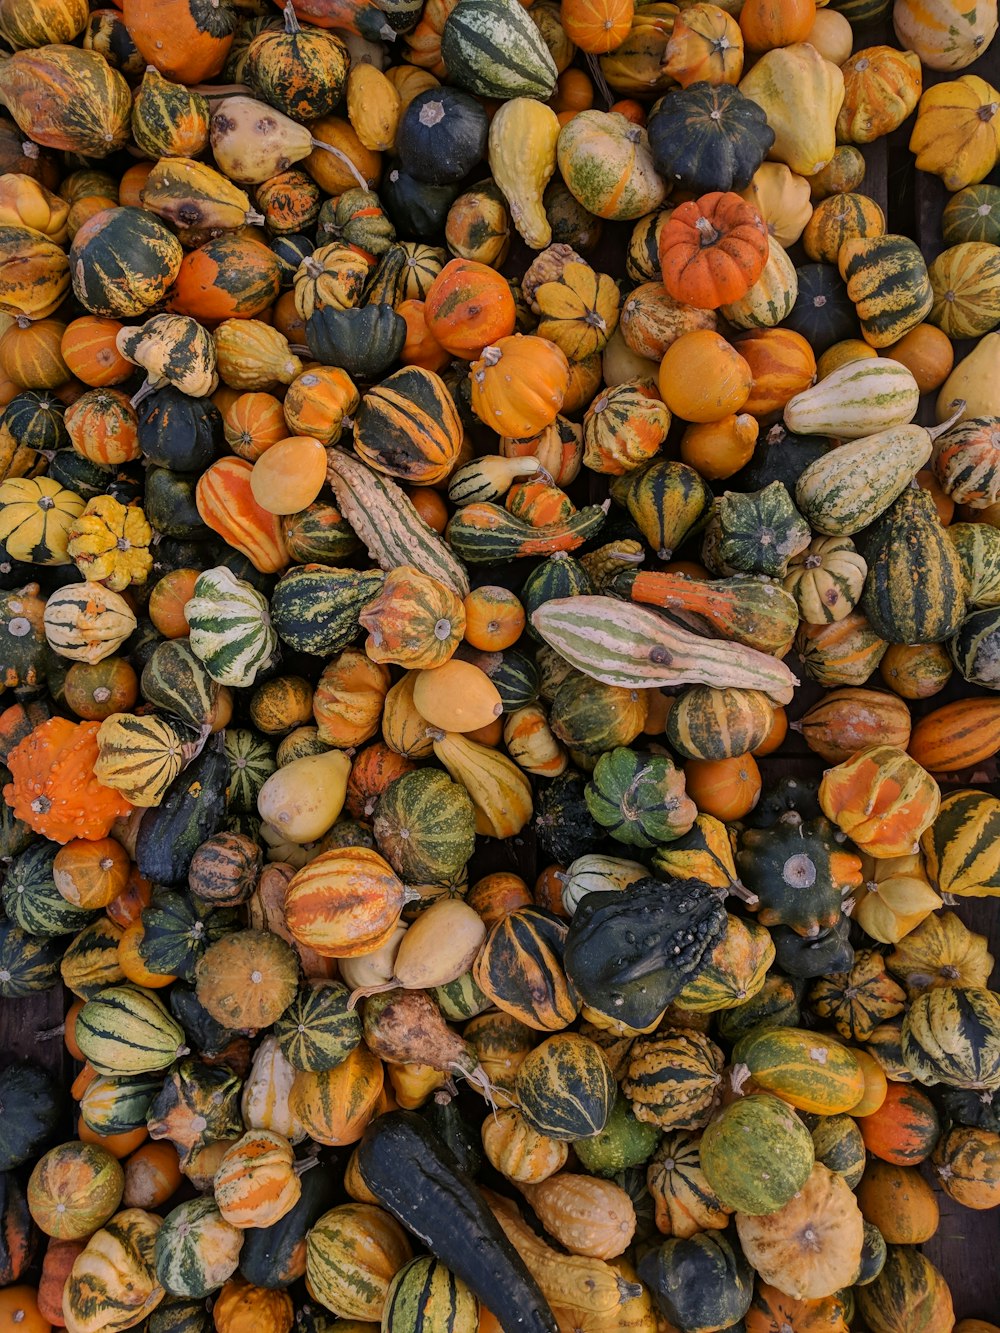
(534, 770), (605, 865)
(714, 481), (811, 579)
(0, 921), (61, 997)
(736, 812), (855, 938)
(319, 190), (396, 257)
(147, 1059), (244, 1161)
(521, 554), (593, 641)
(273, 982), (362, 1072)
(772, 915), (854, 979)
(270, 565), (384, 656)
(638, 1230), (754, 1333)
(169, 985), (238, 1059)
(716, 972), (803, 1044)
(611, 460), (713, 561)
(666, 687), (775, 762)
(185, 566), (278, 688)
(860, 486), (966, 644)
(785, 263), (859, 352)
(647, 82), (774, 194)
(584, 746), (697, 849)
(942, 183), (1000, 246)
(0, 1061), (60, 1170)
(839, 234), (934, 348)
(810, 1113), (866, 1189)
(699, 1093), (815, 1214)
(280, 503), (360, 565)
(3, 392), (67, 452)
(515, 1033), (616, 1140)
(549, 674), (647, 757)
(60, 917), (126, 1000)
(2, 840), (94, 937)
(224, 729), (277, 815)
(572, 1090), (662, 1177)
(141, 639), (220, 732)
(155, 1198), (243, 1299)
(80, 1072), (163, 1135)
(428, 970), (492, 1022)
(144, 466), (209, 540)
(138, 388), (220, 473)
(140, 890), (239, 983)
(373, 768), (476, 885)
(306, 303), (406, 381)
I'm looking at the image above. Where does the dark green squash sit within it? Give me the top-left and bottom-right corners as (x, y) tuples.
(382, 164), (460, 241)
(647, 83), (774, 194)
(514, 1032), (616, 1139)
(270, 565), (384, 656)
(860, 486), (967, 644)
(319, 189), (396, 258)
(716, 972), (804, 1044)
(742, 773), (823, 829)
(149, 1300), (214, 1333)
(273, 983), (361, 1072)
(396, 89), (489, 186)
(585, 746), (696, 849)
(141, 639), (220, 732)
(305, 303), (406, 381)
(856, 1221), (888, 1286)
(474, 645), (540, 712)
(169, 984), (238, 1058)
(271, 232), (315, 285)
(0, 1061), (60, 1171)
(521, 554), (593, 640)
(240, 1162), (338, 1289)
(715, 481), (810, 579)
(3, 391), (67, 452)
(59, 917), (126, 1000)
(223, 728), (277, 815)
(140, 890), (238, 982)
(80, 1071), (163, 1135)
(135, 747), (231, 887)
(784, 263), (859, 352)
(420, 1095), (483, 1178)
(373, 768), (476, 885)
(137, 387), (221, 473)
(950, 605), (1000, 687)
(534, 770), (603, 864)
(839, 234), (933, 348)
(772, 915), (855, 978)
(2, 840), (94, 938)
(638, 1230), (754, 1333)
(0, 922), (62, 997)
(737, 812), (857, 938)
(69, 206), (182, 319)
(942, 183), (1000, 246)
(144, 466), (210, 540)
(281, 503), (360, 565)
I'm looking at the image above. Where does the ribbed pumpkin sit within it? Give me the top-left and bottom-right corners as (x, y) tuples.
(819, 745), (941, 859)
(353, 367), (462, 485)
(902, 985), (1000, 1090)
(305, 1204), (412, 1321)
(213, 1130), (300, 1230)
(285, 848), (413, 958)
(195, 930), (299, 1032)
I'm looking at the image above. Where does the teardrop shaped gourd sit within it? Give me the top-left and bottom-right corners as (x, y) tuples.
(338, 925), (407, 994)
(250, 436), (327, 515)
(411, 661), (503, 732)
(211, 96), (368, 190)
(447, 455), (541, 507)
(936, 331), (1000, 422)
(783, 359), (921, 439)
(432, 731), (533, 838)
(257, 750), (351, 843)
(385, 898), (486, 992)
(489, 98), (561, 250)
(519, 1173), (636, 1260)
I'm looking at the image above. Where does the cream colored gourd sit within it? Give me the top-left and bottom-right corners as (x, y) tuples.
(602, 330), (659, 386)
(489, 98), (560, 250)
(740, 44), (846, 176)
(806, 8), (854, 63)
(412, 660), (503, 732)
(241, 1036), (308, 1143)
(936, 332), (1000, 421)
(338, 924), (407, 992)
(893, 0), (998, 69)
(519, 1174), (637, 1260)
(447, 455), (541, 506)
(784, 358), (920, 438)
(211, 96), (367, 188)
(383, 898), (486, 990)
(256, 750), (351, 842)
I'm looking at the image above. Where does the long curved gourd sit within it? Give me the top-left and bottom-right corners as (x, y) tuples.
(357, 1111), (559, 1333)
(531, 595), (798, 704)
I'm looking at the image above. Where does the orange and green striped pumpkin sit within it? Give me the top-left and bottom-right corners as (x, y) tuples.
(858, 1080), (941, 1164)
(289, 1044), (384, 1147)
(62, 1207), (164, 1333)
(214, 1130), (301, 1230)
(908, 697), (1000, 773)
(26, 1141), (124, 1240)
(353, 367), (463, 486)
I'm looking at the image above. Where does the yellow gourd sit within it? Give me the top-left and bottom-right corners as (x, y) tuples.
(256, 750), (351, 842)
(936, 331), (1000, 421)
(740, 44), (846, 177)
(346, 64), (401, 152)
(412, 660), (503, 732)
(489, 97), (561, 250)
(909, 75), (1000, 191)
(740, 163), (814, 247)
(432, 732), (533, 838)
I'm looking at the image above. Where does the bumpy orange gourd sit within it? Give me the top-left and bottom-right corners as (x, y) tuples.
(4, 717), (132, 843)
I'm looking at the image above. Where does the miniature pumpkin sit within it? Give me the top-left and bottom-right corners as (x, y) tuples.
(659, 192), (769, 310)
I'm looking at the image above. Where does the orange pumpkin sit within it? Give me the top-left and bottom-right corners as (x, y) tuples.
(64, 389), (140, 465)
(470, 335), (570, 436)
(858, 1081), (941, 1165)
(122, 0), (236, 84)
(680, 412), (758, 478)
(684, 754), (761, 819)
(76, 1120), (147, 1160)
(169, 235), (282, 323)
(818, 744), (940, 859)
(560, 0), (634, 52)
(658, 329), (752, 422)
(0, 319), (69, 391)
(122, 1141), (182, 1210)
(664, 3), (745, 86)
(406, 485), (450, 532)
(313, 648), (392, 748)
(0, 1286), (50, 1333)
(424, 259), (517, 360)
(282, 367), (359, 445)
(551, 68), (596, 114)
(305, 117), (381, 194)
(196, 457), (291, 573)
(4, 717), (132, 844)
(659, 192), (769, 310)
(856, 1160), (940, 1243)
(212, 1277), (293, 1333)
(147, 568), (199, 638)
(38, 1239), (85, 1327)
(467, 872), (533, 926)
(223, 392), (288, 462)
(883, 323), (955, 393)
(53, 837), (130, 908)
(60, 317), (131, 388)
(399, 299), (451, 373)
(740, 0), (815, 49)
(119, 163), (154, 209)
(463, 586), (527, 650)
(63, 659), (139, 721)
(105, 866), (153, 928)
(735, 327), (817, 416)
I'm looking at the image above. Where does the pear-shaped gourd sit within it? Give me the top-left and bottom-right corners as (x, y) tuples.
(489, 98), (561, 250)
(447, 454), (541, 506)
(211, 96), (368, 188)
(257, 750), (351, 842)
(350, 899), (487, 1003)
(795, 405), (965, 535)
(784, 359), (920, 439)
(936, 331), (1000, 421)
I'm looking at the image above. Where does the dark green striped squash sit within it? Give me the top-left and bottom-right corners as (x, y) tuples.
(365, 242), (446, 307)
(353, 367), (462, 486)
(950, 605), (1000, 687)
(445, 499), (608, 564)
(549, 673), (647, 757)
(137, 386), (221, 473)
(810, 1113), (866, 1189)
(521, 554), (593, 640)
(948, 522), (1000, 608)
(610, 459), (713, 561)
(856, 1245), (954, 1333)
(838, 234), (934, 348)
(70, 206), (183, 318)
(902, 985), (1000, 1090)
(306, 303), (406, 381)
(943, 183), (1000, 246)
(584, 746), (696, 849)
(280, 503), (360, 565)
(428, 970), (492, 1022)
(270, 565), (384, 657)
(440, 0), (557, 99)
(474, 645), (540, 712)
(666, 686), (774, 761)
(154, 1198), (242, 1299)
(135, 747), (230, 887)
(59, 917), (125, 1000)
(716, 972), (803, 1044)
(473, 907), (578, 1031)
(921, 789), (1000, 898)
(76, 984), (187, 1076)
(0, 920), (61, 997)
(240, 1163), (338, 1289)
(79, 1071), (162, 1135)
(140, 639), (221, 733)
(859, 487), (966, 645)
(273, 982), (362, 1072)
(140, 890), (238, 983)
(637, 1230), (753, 1333)
(3, 392), (67, 453)
(383, 1256), (479, 1333)
(2, 840), (94, 937)
(223, 729), (276, 815)
(514, 1032), (616, 1140)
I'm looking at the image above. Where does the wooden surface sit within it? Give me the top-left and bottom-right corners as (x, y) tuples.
(5, 14), (1000, 1324)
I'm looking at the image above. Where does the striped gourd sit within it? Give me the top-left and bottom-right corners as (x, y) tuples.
(474, 906), (577, 1031)
(305, 1203), (413, 1320)
(902, 986), (1000, 1090)
(515, 1033), (617, 1139)
(559, 854), (647, 915)
(796, 687), (912, 764)
(185, 566), (277, 688)
(95, 713), (186, 809)
(447, 455), (542, 506)
(720, 238), (798, 330)
(270, 565), (384, 657)
(365, 243), (445, 308)
(804, 192), (886, 265)
(794, 423), (938, 535)
(651, 815), (747, 899)
(0, 919), (61, 996)
(223, 729), (276, 814)
(241, 1036), (305, 1143)
(214, 1130), (300, 1230)
(326, 449), (469, 597)
(811, 1114), (866, 1188)
(731, 1026), (866, 1114)
(929, 241), (1000, 338)
(441, 0), (558, 99)
(796, 612), (888, 687)
(290, 1044), (384, 1146)
(2, 840), (93, 938)
(384, 1257), (479, 1333)
(646, 1131), (732, 1237)
(838, 234), (934, 347)
(700, 1095), (815, 1215)
(76, 984), (187, 1076)
(860, 487), (966, 644)
(784, 535), (868, 624)
(273, 982), (362, 1072)
(931, 478), (988, 577)
(445, 501), (609, 563)
(285, 848), (412, 958)
(43, 581), (136, 664)
(141, 640), (220, 733)
(665, 686), (774, 761)
(154, 1198), (242, 1299)
(611, 460), (713, 562)
(428, 970), (492, 1021)
(950, 605), (1000, 687)
(60, 917), (125, 1000)
(622, 1030), (725, 1131)
(354, 367), (462, 486)
(921, 788), (1000, 896)
(673, 914), (775, 1012)
(79, 1072), (162, 1135)
(784, 359), (920, 439)
(909, 696), (1000, 772)
(64, 1208), (163, 1333)
(531, 595), (798, 704)
(372, 768), (476, 884)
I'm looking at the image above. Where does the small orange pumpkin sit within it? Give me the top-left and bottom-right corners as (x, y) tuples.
(64, 389), (139, 465)
(819, 744), (941, 859)
(424, 259), (517, 360)
(659, 192), (769, 310)
(560, 0), (634, 52)
(470, 335), (571, 436)
(60, 317), (131, 388)
(735, 326), (817, 416)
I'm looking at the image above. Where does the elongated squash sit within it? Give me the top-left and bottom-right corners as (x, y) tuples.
(784, 359), (920, 439)
(609, 570), (799, 656)
(531, 596), (797, 703)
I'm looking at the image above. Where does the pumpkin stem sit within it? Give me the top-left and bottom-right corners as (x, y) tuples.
(617, 1278), (644, 1303)
(927, 400), (967, 440)
(724, 878), (759, 908)
(347, 980), (398, 1008)
(480, 345), (503, 368)
(308, 138), (369, 191)
(694, 215), (720, 247)
(130, 379), (157, 411)
(283, 0), (301, 31)
(245, 208), (266, 227)
(729, 1061), (753, 1095)
(294, 1154), (321, 1175)
(452, 1057), (499, 1109)
(36, 1022), (65, 1040)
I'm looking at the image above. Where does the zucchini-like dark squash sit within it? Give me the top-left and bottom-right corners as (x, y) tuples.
(135, 746), (230, 886)
(357, 1111), (558, 1333)
(240, 1162), (337, 1288)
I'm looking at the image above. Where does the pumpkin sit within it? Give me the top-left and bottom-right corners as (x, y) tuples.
(244, 7), (350, 121)
(0, 47), (130, 159)
(212, 1278), (292, 1333)
(65, 390), (139, 467)
(803, 193), (886, 265)
(932, 1126), (1000, 1208)
(837, 47), (922, 143)
(70, 208), (182, 320)
(194, 929), (299, 1031)
(819, 746), (940, 859)
(894, 0), (997, 70)
(470, 335), (570, 436)
(658, 192), (769, 310)
(658, 330), (752, 421)
(746, 1286), (850, 1333)
(664, 4), (744, 86)
(62, 1208), (164, 1333)
(27, 1142), (124, 1241)
(740, 0), (815, 49)
(5, 717), (131, 844)
(857, 1246), (955, 1333)
(855, 1160), (940, 1244)
(213, 1131), (300, 1231)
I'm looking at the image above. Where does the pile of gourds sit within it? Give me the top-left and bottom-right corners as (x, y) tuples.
(3, 0), (1000, 1329)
